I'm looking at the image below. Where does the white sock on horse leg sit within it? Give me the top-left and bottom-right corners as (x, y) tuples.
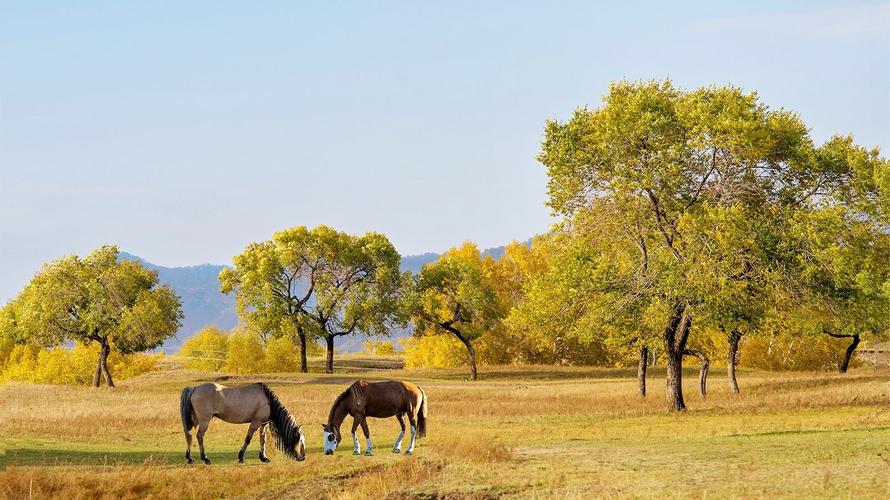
(407, 425), (417, 453)
(393, 430), (404, 451)
(366, 437), (373, 454)
(352, 432), (360, 454)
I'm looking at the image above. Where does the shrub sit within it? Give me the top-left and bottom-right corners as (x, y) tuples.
(402, 335), (467, 368)
(743, 333), (859, 371)
(224, 330), (266, 374)
(264, 335), (300, 372)
(179, 327), (228, 370)
(363, 339), (396, 356)
(1, 343), (158, 385)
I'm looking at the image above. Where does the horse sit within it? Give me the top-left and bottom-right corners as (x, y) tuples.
(322, 380), (427, 456)
(180, 382), (306, 464)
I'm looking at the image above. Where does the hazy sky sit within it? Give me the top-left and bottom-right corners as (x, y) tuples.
(2, 1), (888, 301)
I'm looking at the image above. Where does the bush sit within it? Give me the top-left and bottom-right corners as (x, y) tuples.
(179, 327), (228, 370)
(0, 342), (159, 385)
(264, 335), (300, 372)
(743, 333), (859, 371)
(225, 330), (266, 374)
(402, 335), (468, 368)
(363, 339), (396, 356)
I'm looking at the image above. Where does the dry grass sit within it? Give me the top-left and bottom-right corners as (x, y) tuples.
(1, 362), (889, 498)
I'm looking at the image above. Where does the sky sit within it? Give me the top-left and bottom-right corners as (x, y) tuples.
(1, 0), (888, 302)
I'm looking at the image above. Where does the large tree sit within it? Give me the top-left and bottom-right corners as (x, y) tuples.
(538, 80), (860, 410)
(3, 246), (181, 387)
(409, 243), (505, 381)
(300, 226), (405, 374)
(220, 225), (404, 374)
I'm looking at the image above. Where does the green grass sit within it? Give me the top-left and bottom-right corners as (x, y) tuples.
(1, 360), (888, 498)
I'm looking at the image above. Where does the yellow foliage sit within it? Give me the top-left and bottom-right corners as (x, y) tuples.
(224, 330), (266, 374)
(179, 327), (228, 370)
(401, 335), (469, 368)
(363, 339), (396, 356)
(264, 335), (299, 372)
(743, 334), (858, 371)
(0, 343), (158, 385)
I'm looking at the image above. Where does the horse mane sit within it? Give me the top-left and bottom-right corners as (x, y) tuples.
(258, 383), (301, 460)
(327, 381), (363, 425)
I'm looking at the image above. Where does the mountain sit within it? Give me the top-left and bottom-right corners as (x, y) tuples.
(121, 242), (522, 352)
(119, 252), (238, 351)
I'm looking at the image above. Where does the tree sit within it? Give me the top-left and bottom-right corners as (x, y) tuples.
(409, 243), (505, 380)
(4, 245), (181, 387)
(538, 80), (847, 410)
(220, 225), (405, 374)
(299, 227), (405, 374)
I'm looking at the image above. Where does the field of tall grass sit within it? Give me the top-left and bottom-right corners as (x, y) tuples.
(1, 357), (888, 498)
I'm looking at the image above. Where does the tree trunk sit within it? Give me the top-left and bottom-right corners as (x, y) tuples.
(92, 349), (103, 387)
(325, 335), (335, 374)
(727, 329), (742, 393)
(454, 334), (478, 381)
(683, 349), (709, 397)
(99, 341), (114, 388)
(297, 326), (308, 373)
(834, 333), (860, 373)
(663, 304), (691, 411)
(637, 345), (648, 397)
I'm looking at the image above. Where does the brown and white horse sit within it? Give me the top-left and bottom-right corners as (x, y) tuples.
(180, 382), (306, 464)
(322, 380), (427, 456)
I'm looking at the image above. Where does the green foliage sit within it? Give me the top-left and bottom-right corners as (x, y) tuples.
(410, 242), (506, 343)
(2, 246), (182, 386)
(220, 225), (406, 372)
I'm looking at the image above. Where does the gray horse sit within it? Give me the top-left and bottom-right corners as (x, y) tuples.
(180, 382), (306, 464)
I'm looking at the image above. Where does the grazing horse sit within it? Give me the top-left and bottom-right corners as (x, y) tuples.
(180, 382), (306, 464)
(322, 380), (427, 456)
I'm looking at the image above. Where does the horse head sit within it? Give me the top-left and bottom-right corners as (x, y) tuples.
(322, 423), (341, 455)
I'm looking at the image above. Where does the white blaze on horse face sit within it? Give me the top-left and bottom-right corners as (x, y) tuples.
(323, 431), (337, 454)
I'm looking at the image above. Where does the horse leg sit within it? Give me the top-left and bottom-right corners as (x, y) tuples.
(197, 419), (212, 465)
(360, 418), (372, 456)
(184, 427), (195, 464)
(392, 413), (405, 453)
(238, 423), (260, 464)
(406, 412), (417, 455)
(350, 415), (362, 455)
(258, 424), (271, 463)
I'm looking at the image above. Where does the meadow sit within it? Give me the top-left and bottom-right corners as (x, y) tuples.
(1, 358), (888, 499)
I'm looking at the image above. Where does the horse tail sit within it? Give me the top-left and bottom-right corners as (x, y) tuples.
(180, 386), (195, 432)
(417, 387), (428, 438)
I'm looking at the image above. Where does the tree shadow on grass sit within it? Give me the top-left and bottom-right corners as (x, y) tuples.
(1, 448), (244, 467)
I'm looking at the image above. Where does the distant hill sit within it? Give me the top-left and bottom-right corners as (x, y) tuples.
(121, 241), (523, 352)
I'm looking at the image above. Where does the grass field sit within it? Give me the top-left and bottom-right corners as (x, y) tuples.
(1, 358), (888, 499)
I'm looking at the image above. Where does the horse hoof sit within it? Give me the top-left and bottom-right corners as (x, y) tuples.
(392, 449), (401, 454)
(259, 456), (271, 463)
(238, 458), (244, 464)
(186, 459), (195, 464)
(405, 450), (413, 455)
(353, 451), (361, 456)
(365, 452), (373, 456)
(202, 458), (213, 465)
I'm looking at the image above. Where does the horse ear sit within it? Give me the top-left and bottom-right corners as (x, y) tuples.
(320, 423), (326, 429)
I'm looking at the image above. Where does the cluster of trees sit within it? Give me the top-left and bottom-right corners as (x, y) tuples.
(1, 81), (886, 412)
(178, 326), (325, 374)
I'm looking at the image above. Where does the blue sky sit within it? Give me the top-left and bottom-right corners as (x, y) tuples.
(1, 1), (888, 301)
